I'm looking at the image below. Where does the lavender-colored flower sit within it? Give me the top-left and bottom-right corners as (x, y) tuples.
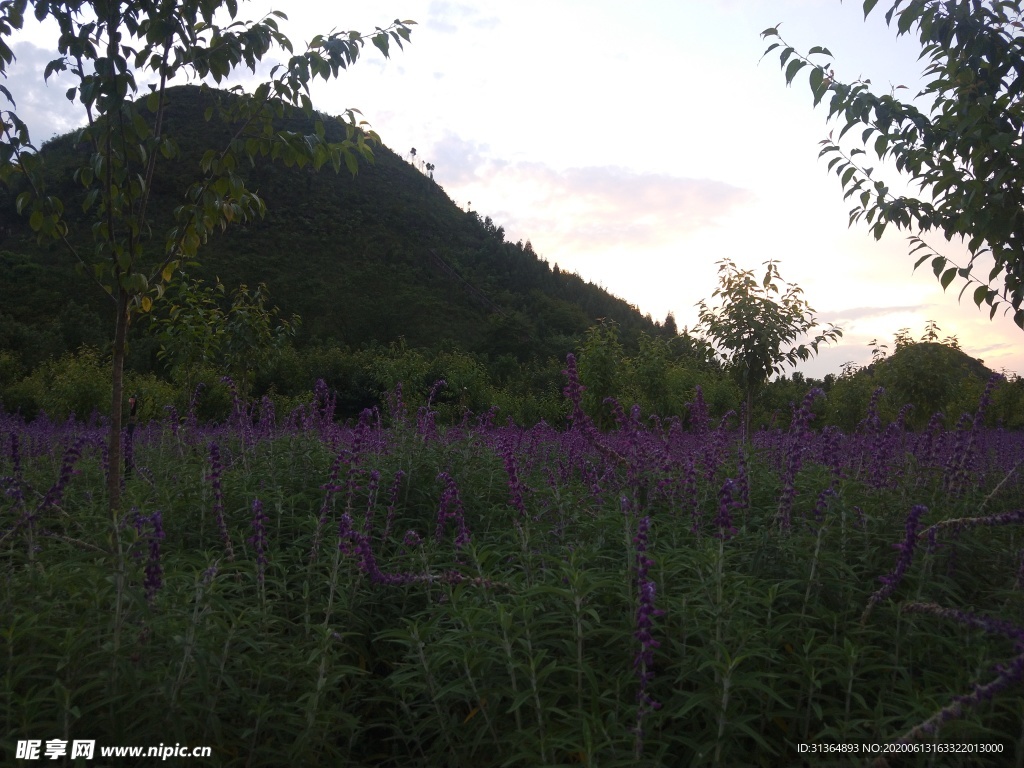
(310, 444), (347, 563)
(201, 561), (219, 587)
(895, 601), (1024, 744)
(812, 486), (836, 527)
(312, 378), (336, 429)
(258, 395), (276, 438)
(714, 478), (738, 540)
(163, 405), (180, 435)
(501, 441), (528, 519)
(3, 432), (25, 511)
(208, 442), (234, 561)
(362, 469), (381, 536)
(561, 354), (587, 427)
(902, 602), (1024, 649)
(435, 472), (471, 550)
(700, 412), (736, 483)
(382, 469), (405, 540)
(144, 511), (165, 602)
(863, 504), (927, 621)
(858, 387), (885, 435)
(686, 385), (709, 437)
(417, 380), (447, 439)
(386, 382), (407, 425)
(39, 436), (87, 512)
(632, 515), (664, 759)
(248, 498), (269, 586)
(338, 511), (355, 555)
(896, 650), (1024, 744)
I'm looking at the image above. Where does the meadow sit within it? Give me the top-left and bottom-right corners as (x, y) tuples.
(3, 361), (1024, 767)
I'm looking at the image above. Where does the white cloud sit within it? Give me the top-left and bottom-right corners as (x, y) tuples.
(426, 2), (500, 34)
(3, 42), (84, 143)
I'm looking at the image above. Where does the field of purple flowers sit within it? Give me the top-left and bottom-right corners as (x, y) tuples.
(3, 360), (1024, 767)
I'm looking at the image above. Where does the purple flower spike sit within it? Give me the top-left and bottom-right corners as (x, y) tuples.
(633, 515), (664, 759)
(248, 498), (269, 586)
(208, 442), (234, 561)
(435, 472), (471, 550)
(144, 511), (165, 602)
(501, 441), (528, 519)
(863, 504), (928, 622)
(714, 479), (738, 540)
(383, 469), (405, 540)
(561, 354), (587, 427)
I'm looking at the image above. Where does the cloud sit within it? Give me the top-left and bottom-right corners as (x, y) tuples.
(823, 305), (924, 324)
(427, 2), (500, 34)
(4, 42), (85, 143)
(428, 132), (752, 250)
(430, 132), (499, 183)
(504, 164), (753, 251)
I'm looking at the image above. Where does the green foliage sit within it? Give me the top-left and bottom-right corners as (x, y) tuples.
(150, 273), (228, 393)
(804, 320), (1000, 431)
(763, 1), (1024, 327)
(122, 370), (177, 423)
(0, 0), (414, 510)
(578, 320), (624, 428)
(151, 276), (302, 398)
(991, 373), (1024, 430)
(696, 258), (841, 437)
(13, 346), (112, 421)
(3, 400), (1024, 765)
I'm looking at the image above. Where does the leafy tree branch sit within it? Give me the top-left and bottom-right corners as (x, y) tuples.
(762, 0), (1024, 329)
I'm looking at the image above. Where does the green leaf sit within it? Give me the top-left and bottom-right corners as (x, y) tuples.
(785, 58), (807, 85)
(809, 66), (823, 92)
(940, 267), (956, 290)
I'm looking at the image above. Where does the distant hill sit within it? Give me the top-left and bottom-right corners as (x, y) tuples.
(0, 84), (664, 371)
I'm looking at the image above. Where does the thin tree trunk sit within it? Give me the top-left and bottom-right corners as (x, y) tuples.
(744, 388), (753, 443)
(107, 286), (129, 515)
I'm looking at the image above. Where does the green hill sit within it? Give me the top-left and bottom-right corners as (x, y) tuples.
(0, 84), (663, 372)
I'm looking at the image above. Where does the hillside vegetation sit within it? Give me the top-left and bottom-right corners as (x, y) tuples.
(0, 86), (1021, 430)
(0, 85), (663, 364)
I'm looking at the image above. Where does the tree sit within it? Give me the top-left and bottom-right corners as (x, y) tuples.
(662, 310), (678, 337)
(152, 273), (298, 397)
(762, 0), (1024, 329)
(0, 1), (413, 512)
(578, 319), (623, 429)
(696, 258), (842, 439)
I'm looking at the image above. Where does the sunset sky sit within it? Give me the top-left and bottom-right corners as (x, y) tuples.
(6, 0), (1023, 378)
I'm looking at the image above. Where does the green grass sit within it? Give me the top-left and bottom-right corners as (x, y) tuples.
(2, 406), (1024, 767)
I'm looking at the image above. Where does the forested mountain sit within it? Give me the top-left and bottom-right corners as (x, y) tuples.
(0, 84), (664, 371)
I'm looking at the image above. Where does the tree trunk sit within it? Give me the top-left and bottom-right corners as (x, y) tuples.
(107, 287), (129, 516)
(744, 388), (753, 443)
